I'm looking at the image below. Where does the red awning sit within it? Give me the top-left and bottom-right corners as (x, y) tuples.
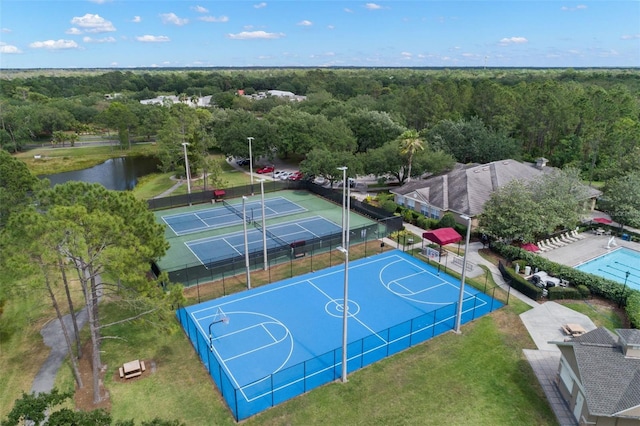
(422, 227), (462, 246)
(213, 189), (226, 197)
(593, 217), (612, 224)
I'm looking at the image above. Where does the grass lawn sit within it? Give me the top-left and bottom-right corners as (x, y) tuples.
(54, 297), (555, 426)
(16, 143), (158, 175)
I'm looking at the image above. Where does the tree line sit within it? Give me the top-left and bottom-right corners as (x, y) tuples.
(1, 68), (639, 184)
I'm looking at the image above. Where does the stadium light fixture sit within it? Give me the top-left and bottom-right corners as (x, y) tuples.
(258, 178), (268, 271)
(455, 214), (472, 333)
(242, 196), (251, 289)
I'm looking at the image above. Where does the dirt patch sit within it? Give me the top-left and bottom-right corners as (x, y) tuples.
(74, 340), (111, 412)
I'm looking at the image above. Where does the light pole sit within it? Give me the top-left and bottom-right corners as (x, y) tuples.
(247, 137), (254, 195)
(336, 165), (350, 383)
(181, 142), (191, 201)
(455, 215), (472, 334)
(337, 166), (348, 247)
(258, 179), (268, 271)
(242, 196), (251, 289)
(619, 270), (630, 308)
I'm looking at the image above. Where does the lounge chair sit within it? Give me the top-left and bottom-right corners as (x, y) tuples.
(551, 237), (567, 247)
(572, 228), (586, 240)
(544, 238), (560, 248)
(535, 241), (549, 252)
(560, 233), (577, 243)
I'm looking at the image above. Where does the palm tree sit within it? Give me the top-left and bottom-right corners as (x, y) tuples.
(399, 129), (424, 182)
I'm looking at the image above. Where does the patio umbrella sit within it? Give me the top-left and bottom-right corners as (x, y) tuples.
(521, 243), (540, 252)
(593, 217), (613, 224)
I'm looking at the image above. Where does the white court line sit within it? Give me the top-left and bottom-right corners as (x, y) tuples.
(193, 309), (294, 402)
(190, 252), (406, 316)
(306, 280), (388, 346)
(222, 237), (243, 256)
(193, 212), (209, 227)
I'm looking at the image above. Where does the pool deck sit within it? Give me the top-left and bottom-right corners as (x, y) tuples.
(536, 232), (639, 267)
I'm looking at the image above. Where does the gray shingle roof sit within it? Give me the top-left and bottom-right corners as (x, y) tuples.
(570, 328), (640, 417)
(392, 160), (553, 216)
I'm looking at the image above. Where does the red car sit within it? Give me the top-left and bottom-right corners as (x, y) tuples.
(256, 166), (274, 174)
(288, 171), (303, 181)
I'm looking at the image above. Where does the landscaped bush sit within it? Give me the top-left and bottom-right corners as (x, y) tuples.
(380, 200), (398, 213)
(491, 241), (640, 321)
(576, 285), (591, 298)
(498, 261), (544, 300)
(437, 212), (456, 229)
(626, 291), (640, 328)
(547, 286), (582, 300)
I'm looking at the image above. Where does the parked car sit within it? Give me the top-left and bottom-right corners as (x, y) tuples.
(279, 171), (293, 180)
(273, 170), (285, 178)
(236, 158), (250, 166)
(256, 166), (275, 174)
(288, 171), (303, 181)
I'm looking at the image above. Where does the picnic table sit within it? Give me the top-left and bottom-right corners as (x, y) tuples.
(119, 359), (145, 379)
(562, 323), (586, 337)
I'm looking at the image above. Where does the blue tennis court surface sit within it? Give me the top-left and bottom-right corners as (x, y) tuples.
(185, 216), (341, 266)
(176, 250), (503, 420)
(162, 196), (306, 235)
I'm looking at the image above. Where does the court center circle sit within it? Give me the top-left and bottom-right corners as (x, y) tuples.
(325, 299), (360, 318)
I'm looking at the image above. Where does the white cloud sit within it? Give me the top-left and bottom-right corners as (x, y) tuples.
(327, 25), (335, 30)
(132, 16), (141, 23)
(499, 36), (528, 45)
(344, 8), (353, 13)
(89, 0), (112, 3)
(199, 16), (229, 23)
(1, 28), (12, 33)
(365, 3), (383, 10)
(297, 20), (312, 26)
(83, 36), (116, 43)
(160, 13), (189, 26)
(401, 52), (412, 59)
(136, 35), (170, 42)
(254, 2), (267, 9)
(621, 34), (640, 40)
(66, 27), (82, 35)
(192, 5), (208, 13)
(70, 14), (116, 33)
(561, 4), (587, 11)
(226, 30), (284, 40)
(29, 39), (79, 50)
(0, 42), (21, 53)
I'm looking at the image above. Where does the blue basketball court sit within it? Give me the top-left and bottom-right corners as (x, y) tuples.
(161, 196), (306, 235)
(176, 250), (503, 420)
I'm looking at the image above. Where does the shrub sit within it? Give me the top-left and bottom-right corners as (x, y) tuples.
(380, 200), (398, 213)
(576, 285), (591, 298)
(548, 286), (582, 300)
(437, 212), (456, 229)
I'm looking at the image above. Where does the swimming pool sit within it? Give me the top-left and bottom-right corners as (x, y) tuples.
(575, 247), (640, 291)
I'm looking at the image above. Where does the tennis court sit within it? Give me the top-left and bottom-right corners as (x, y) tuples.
(186, 216), (342, 266)
(161, 196), (306, 236)
(176, 250), (503, 420)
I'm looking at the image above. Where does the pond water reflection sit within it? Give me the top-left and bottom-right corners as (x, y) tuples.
(42, 156), (160, 191)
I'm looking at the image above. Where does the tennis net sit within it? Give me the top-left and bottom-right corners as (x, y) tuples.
(222, 199), (247, 222)
(253, 221), (290, 250)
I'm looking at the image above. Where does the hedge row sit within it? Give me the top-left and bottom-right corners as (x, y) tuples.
(497, 261), (544, 300)
(491, 241), (640, 328)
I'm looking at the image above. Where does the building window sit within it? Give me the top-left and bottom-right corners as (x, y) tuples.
(430, 208), (440, 219)
(421, 204), (429, 216)
(396, 195), (404, 206)
(407, 199), (415, 209)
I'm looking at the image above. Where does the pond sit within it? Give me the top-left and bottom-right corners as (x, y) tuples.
(42, 156), (160, 191)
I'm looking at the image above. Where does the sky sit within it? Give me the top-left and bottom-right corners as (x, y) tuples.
(0, 1), (639, 69)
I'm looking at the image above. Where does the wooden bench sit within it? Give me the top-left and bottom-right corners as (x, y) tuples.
(562, 323), (586, 337)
